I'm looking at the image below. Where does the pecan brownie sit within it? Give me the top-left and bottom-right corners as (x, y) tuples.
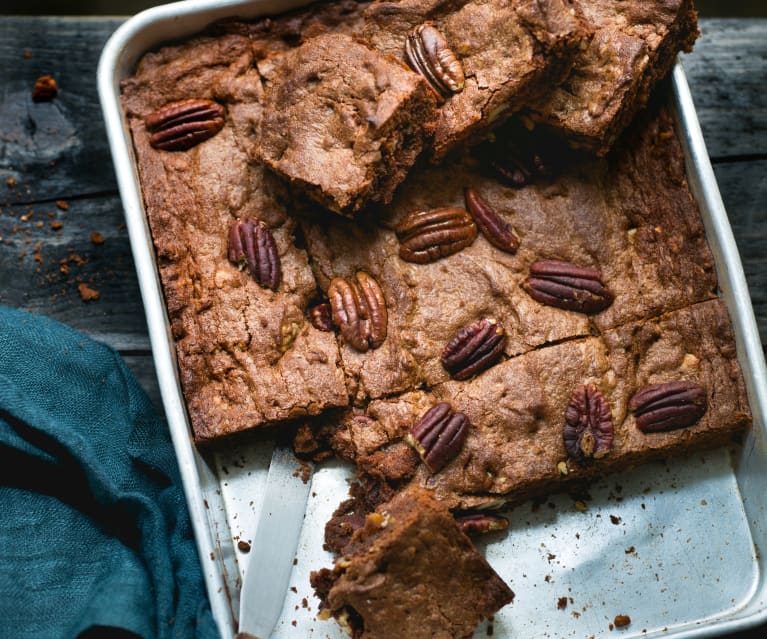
(301, 107), (717, 403)
(331, 299), (750, 511)
(311, 486), (514, 638)
(253, 33), (438, 215)
(526, 0), (699, 154)
(361, 0), (586, 160)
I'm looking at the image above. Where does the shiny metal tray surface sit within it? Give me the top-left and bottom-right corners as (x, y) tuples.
(98, 3), (767, 638)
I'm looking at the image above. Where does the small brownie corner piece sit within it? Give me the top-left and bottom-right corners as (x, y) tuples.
(254, 32), (437, 216)
(311, 486), (514, 639)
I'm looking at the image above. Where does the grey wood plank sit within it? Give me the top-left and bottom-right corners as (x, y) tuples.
(0, 193), (150, 350)
(683, 18), (767, 160)
(0, 17), (124, 206)
(707, 159), (767, 344)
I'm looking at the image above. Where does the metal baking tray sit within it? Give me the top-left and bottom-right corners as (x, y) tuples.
(98, 2), (767, 637)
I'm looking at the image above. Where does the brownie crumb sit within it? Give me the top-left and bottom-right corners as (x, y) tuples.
(557, 597), (568, 610)
(90, 231), (105, 245)
(78, 283), (100, 302)
(614, 614), (631, 629)
(237, 540), (251, 553)
(610, 515), (622, 525)
(55, 200), (69, 211)
(32, 75), (58, 102)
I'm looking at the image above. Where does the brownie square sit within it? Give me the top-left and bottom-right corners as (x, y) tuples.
(311, 486), (514, 639)
(254, 33), (437, 215)
(361, 0), (585, 159)
(526, 0), (699, 154)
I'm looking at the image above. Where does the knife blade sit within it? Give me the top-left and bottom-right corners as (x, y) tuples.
(236, 444), (312, 639)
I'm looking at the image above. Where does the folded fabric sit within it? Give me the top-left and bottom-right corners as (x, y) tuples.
(0, 306), (219, 639)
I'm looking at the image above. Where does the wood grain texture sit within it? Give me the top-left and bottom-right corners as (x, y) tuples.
(714, 159), (767, 344)
(681, 18), (767, 159)
(0, 17), (123, 206)
(0, 193), (149, 348)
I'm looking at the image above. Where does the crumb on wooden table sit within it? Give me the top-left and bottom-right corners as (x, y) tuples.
(32, 75), (58, 102)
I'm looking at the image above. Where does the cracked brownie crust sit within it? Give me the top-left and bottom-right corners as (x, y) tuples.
(362, 0), (586, 159)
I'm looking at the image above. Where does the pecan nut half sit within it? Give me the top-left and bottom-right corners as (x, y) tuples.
(454, 512), (509, 535)
(405, 23), (465, 101)
(228, 218), (281, 290)
(396, 207), (477, 264)
(145, 99), (225, 151)
(564, 384), (614, 463)
(328, 271), (387, 352)
(465, 188), (520, 254)
(441, 318), (506, 380)
(629, 380), (707, 433)
(405, 402), (470, 473)
(523, 260), (614, 314)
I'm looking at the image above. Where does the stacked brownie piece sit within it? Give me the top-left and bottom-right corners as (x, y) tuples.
(121, 1), (750, 637)
(527, 0), (700, 154)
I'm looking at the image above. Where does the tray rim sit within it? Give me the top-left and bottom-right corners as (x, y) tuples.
(97, 3), (767, 638)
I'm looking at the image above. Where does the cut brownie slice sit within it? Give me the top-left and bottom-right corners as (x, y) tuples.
(122, 28), (349, 443)
(311, 486), (514, 639)
(362, 0), (585, 159)
(331, 300), (750, 511)
(254, 33), (437, 215)
(526, 0), (699, 154)
(301, 106), (717, 403)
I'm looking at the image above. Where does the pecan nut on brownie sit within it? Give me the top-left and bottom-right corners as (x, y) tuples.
(526, 0), (700, 154)
(254, 32), (438, 215)
(300, 106), (718, 404)
(361, 0), (586, 159)
(311, 486), (514, 639)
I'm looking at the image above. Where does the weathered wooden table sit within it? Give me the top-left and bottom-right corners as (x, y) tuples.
(1, 15), (765, 639)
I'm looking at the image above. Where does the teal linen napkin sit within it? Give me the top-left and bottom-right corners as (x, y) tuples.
(0, 306), (219, 639)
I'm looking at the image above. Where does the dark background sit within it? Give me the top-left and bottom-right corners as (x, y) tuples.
(1, 0), (766, 15)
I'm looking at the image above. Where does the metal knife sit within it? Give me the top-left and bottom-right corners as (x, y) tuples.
(236, 444), (312, 639)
